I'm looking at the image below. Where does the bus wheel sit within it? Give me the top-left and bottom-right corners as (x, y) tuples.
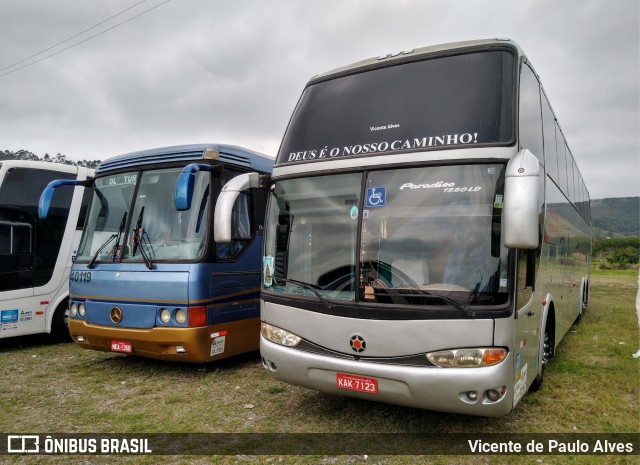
(529, 318), (552, 393)
(51, 299), (71, 342)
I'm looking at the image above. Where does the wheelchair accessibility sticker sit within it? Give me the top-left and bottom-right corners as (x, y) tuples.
(366, 187), (386, 208)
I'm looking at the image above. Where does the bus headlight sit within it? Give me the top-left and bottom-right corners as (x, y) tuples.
(78, 303), (86, 317)
(261, 322), (301, 347)
(159, 308), (171, 324)
(426, 348), (507, 368)
(175, 309), (187, 325)
(70, 303), (77, 317)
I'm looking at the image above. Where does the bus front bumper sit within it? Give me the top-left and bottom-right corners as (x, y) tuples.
(69, 319), (212, 363)
(260, 336), (515, 417)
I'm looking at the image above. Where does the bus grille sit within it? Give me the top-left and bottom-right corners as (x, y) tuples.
(294, 339), (437, 367)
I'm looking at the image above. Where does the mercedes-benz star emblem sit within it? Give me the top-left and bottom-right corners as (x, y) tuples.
(110, 307), (123, 324)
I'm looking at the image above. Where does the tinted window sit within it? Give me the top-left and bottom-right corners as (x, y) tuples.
(0, 216), (34, 292)
(13, 225), (32, 254)
(556, 128), (569, 195)
(0, 224), (9, 254)
(0, 168), (74, 211)
(0, 168), (75, 287)
(278, 50), (515, 164)
(568, 154), (576, 203)
(541, 93), (558, 182)
(76, 182), (93, 229)
(518, 64), (544, 158)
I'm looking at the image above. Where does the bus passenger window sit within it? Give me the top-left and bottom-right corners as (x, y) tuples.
(13, 225), (32, 254)
(0, 224), (10, 254)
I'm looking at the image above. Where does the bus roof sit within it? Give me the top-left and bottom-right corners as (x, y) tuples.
(0, 159), (82, 175)
(95, 143), (274, 174)
(308, 38), (524, 84)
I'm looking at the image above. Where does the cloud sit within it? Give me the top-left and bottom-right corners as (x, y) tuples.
(0, 0), (637, 198)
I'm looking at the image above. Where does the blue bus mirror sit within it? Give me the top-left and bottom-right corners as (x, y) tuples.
(39, 186), (55, 219)
(39, 179), (84, 219)
(175, 172), (195, 211)
(175, 163), (217, 211)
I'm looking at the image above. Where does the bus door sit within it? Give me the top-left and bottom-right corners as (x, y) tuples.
(513, 249), (539, 403)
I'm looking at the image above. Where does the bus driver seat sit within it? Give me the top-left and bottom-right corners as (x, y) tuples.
(391, 259), (429, 287)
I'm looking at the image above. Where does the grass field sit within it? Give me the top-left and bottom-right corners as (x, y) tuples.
(0, 272), (638, 464)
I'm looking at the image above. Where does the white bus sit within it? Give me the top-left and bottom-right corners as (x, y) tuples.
(0, 160), (93, 340)
(215, 39), (592, 416)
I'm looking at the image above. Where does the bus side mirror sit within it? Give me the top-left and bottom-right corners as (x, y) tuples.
(503, 149), (540, 249)
(39, 179), (86, 219)
(175, 172), (196, 211)
(175, 163), (218, 211)
(214, 172), (265, 243)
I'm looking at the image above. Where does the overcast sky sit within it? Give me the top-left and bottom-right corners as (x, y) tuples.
(0, 0), (638, 199)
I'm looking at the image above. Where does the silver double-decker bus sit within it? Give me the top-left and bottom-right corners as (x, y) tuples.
(216, 39), (592, 416)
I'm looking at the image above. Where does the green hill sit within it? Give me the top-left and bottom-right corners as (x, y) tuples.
(590, 197), (639, 238)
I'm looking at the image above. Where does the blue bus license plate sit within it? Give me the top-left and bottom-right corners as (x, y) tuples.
(336, 373), (378, 394)
(111, 340), (132, 353)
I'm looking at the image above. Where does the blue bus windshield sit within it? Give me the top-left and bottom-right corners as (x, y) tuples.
(77, 167), (210, 263)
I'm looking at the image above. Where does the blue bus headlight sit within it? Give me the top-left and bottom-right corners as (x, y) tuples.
(159, 308), (171, 324)
(427, 348), (507, 368)
(70, 303), (77, 317)
(175, 309), (187, 325)
(78, 303), (86, 317)
(261, 323), (301, 347)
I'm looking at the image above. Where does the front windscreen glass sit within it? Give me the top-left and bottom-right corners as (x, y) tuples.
(263, 173), (361, 302)
(77, 168), (210, 263)
(360, 164), (508, 307)
(278, 50), (514, 164)
(263, 164), (509, 310)
(77, 171), (137, 262)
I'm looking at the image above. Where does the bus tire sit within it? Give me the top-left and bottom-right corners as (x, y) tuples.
(529, 311), (554, 393)
(51, 299), (71, 342)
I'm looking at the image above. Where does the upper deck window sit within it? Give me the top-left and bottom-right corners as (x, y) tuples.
(278, 49), (515, 165)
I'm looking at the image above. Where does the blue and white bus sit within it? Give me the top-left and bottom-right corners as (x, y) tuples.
(40, 144), (272, 362)
(1, 160), (92, 340)
(215, 39), (592, 416)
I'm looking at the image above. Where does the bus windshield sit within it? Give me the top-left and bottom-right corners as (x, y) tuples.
(264, 164), (509, 309)
(77, 167), (210, 263)
(278, 50), (514, 164)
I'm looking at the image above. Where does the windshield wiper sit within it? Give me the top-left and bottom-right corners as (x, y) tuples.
(112, 211), (128, 262)
(87, 235), (116, 269)
(428, 292), (476, 318)
(87, 212), (127, 269)
(272, 277), (334, 309)
(132, 207), (156, 270)
(372, 287), (476, 317)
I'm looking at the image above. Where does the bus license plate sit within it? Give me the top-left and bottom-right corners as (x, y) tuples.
(111, 340), (132, 353)
(336, 373), (378, 394)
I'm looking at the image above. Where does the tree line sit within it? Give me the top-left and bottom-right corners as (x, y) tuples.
(1, 149), (101, 169)
(2, 148), (637, 268)
(593, 237), (639, 269)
